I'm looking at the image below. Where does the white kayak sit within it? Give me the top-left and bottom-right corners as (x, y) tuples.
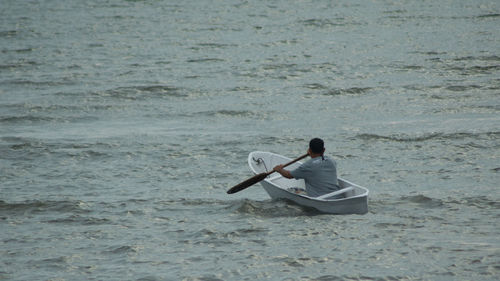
(248, 151), (369, 214)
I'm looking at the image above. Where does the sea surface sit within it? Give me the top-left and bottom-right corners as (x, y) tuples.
(1, 0), (499, 280)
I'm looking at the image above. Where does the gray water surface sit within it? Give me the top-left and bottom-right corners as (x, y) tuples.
(1, 0), (499, 280)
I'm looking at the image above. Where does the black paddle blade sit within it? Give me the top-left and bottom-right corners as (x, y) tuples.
(227, 172), (268, 194)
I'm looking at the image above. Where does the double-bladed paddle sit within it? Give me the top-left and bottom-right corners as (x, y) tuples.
(226, 153), (308, 194)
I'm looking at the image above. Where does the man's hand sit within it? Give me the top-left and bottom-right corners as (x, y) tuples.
(273, 164), (293, 179)
(273, 164), (285, 172)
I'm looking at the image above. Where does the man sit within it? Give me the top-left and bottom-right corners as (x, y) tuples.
(273, 138), (340, 197)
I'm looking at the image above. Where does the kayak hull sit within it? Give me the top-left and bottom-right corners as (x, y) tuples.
(248, 151), (369, 214)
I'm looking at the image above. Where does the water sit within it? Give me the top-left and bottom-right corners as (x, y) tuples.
(1, 0), (499, 280)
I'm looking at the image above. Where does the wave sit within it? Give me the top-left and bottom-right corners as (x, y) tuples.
(45, 215), (111, 225)
(0, 137), (115, 160)
(96, 85), (188, 100)
(0, 30), (18, 37)
(0, 199), (91, 215)
(446, 196), (500, 210)
(299, 17), (364, 28)
(102, 245), (140, 254)
(400, 195), (444, 208)
(324, 87), (373, 96)
(188, 226), (269, 242)
(0, 115), (56, 123)
(303, 83), (329, 90)
(230, 199), (322, 217)
(453, 55), (500, 62)
(259, 136), (306, 148)
(153, 198), (232, 214)
(0, 102), (113, 113)
(3, 79), (74, 87)
(476, 13), (500, 19)
(357, 133), (441, 142)
(190, 43), (236, 50)
(427, 55), (500, 76)
(302, 83), (373, 95)
(376, 194), (500, 211)
(303, 85), (374, 96)
(197, 110), (256, 118)
(356, 132), (499, 143)
(395, 64), (425, 72)
(154, 197), (320, 217)
(0, 60), (38, 70)
(404, 82), (496, 94)
(368, 194), (500, 221)
(0, 105), (100, 124)
(445, 84), (482, 92)
(227, 86), (264, 93)
(186, 58), (225, 63)
(447, 65), (500, 75)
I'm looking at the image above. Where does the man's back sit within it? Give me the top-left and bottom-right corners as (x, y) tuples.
(290, 156), (339, 197)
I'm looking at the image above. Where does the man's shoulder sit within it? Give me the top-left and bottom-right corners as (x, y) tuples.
(324, 156), (337, 165)
(316, 156), (337, 167)
(303, 157), (320, 166)
(300, 156), (336, 168)
(324, 155), (335, 162)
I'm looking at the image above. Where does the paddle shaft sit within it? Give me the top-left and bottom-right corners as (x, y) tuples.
(263, 153), (308, 177)
(227, 153), (308, 194)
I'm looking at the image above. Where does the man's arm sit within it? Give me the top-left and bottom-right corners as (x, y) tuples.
(273, 164), (294, 179)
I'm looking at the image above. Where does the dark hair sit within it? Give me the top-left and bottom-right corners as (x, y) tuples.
(309, 138), (324, 154)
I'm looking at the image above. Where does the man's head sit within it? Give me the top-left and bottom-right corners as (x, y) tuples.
(309, 138), (325, 155)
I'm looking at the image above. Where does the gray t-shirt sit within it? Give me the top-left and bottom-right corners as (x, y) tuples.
(290, 156), (339, 197)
